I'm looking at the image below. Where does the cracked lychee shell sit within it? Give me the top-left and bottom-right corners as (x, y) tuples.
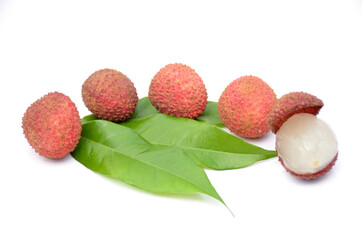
(267, 92), (338, 180)
(267, 91), (324, 134)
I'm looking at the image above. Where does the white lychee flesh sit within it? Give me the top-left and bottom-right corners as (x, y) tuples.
(276, 113), (338, 175)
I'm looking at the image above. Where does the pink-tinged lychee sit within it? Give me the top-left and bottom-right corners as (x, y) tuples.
(22, 92), (82, 159)
(267, 91), (324, 134)
(267, 92), (338, 180)
(148, 63), (207, 119)
(218, 75), (277, 138)
(82, 68), (138, 122)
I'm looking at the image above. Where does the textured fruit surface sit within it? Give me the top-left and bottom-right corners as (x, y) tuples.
(218, 75), (277, 138)
(148, 63), (207, 119)
(82, 68), (138, 122)
(276, 113), (338, 179)
(267, 91), (323, 134)
(279, 154), (338, 180)
(22, 92), (82, 159)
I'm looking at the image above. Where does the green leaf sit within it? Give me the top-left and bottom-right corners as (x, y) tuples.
(81, 97), (276, 170)
(128, 97), (160, 122)
(81, 114), (98, 124)
(122, 114), (276, 170)
(121, 97), (224, 126)
(82, 97), (224, 126)
(197, 101), (224, 127)
(71, 120), (226, 205)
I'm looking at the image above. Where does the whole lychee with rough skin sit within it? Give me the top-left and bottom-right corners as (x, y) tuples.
(22, 92), (82, 159)
(267, 92), (338, 180)
(82, 68), (138, 122)
(148, 63), (207, 119)
(218, 75), (277, 138)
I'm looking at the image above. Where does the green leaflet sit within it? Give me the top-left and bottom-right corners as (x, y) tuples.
(129, 97), (224, 126)
(127, 97), (160, 122)
(196, 101), (224, 127)
(81, 97), (224, 126)
(82, 97), (276, 170)
(71, 120), (226, 205)
(73, 97), (275, 211)
(122, 114), (276, 170)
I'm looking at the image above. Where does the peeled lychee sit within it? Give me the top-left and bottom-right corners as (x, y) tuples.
(267, 92), (338, 179)
(22, 92), (82, 159)
(82, 68), (138, 122)
(218, 75), (277, 138)
(148, 63), (207, 119)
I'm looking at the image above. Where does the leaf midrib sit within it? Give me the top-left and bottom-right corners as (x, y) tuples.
(137, 127), (275, 157)
(80, 135), (222, 201)
(130, 114), (276, 157)
(152, 141), (275, 157)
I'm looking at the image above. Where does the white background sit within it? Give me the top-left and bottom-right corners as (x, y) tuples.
(1, 0), (362, 239)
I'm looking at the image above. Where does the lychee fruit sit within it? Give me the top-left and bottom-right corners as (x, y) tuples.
(267, 92), (338, 179)
(82, 68), (138, 122)
(148, 63), (207, 119)
(22, 92), (82, 159)
(218, 75), (277, 138)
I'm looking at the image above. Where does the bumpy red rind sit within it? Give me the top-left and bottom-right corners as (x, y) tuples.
(148, 63), (207, 119)
(218, 75), (277, 138)
(279, 153), (338, 180)
(82, 68), (138, 122)
(267, 91), (324, 134)
(22, 92), (82, 159)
